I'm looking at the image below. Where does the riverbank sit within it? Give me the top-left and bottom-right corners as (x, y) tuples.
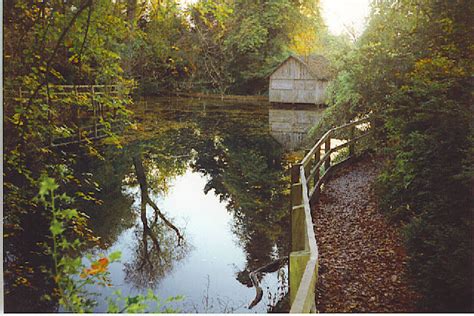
(174, 92), (269, 103)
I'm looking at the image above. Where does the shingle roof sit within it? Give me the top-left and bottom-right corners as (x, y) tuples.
(269, 54), (333, 80)
(293, 54), (333, 80)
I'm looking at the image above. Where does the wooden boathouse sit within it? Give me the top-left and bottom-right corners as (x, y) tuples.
(269, 55), (333, 105)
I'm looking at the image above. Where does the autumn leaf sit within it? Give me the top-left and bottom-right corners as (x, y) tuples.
(80, 257), (110, 278)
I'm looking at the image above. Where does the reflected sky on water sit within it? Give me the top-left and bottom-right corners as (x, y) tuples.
(6, 97), (325, 313)
(88, 169), (286, 313)
(78, 98), (295, 313)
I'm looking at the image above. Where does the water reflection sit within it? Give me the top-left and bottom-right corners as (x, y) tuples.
(3, 212), (59, 312)
(5, 98), (293, 313)
(269, 106), (324, 150)
(123, 220), (190, 290)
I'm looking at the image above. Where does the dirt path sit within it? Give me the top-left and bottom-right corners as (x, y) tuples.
(313, 156), (420, 312)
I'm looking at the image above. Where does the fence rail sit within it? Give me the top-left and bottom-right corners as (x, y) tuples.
(16, 84), (125, 98)
(50, 121), (125, 147)
(289, 117), (372, 313)
(6, 84), (130, 147)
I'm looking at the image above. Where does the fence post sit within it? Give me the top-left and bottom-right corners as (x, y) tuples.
(72, 85), (78, 125)
(313, 145), (321, 200)
(324, 137), (331, 171)
(349, 126), (355, 157)
(290, 250), (310, 305)
(290, 162), (310, 306)
(303, 149), (311, 179)
(92, 86), (98, 138)
(291, 162), (301, 186)
(290, 163), (306, 252)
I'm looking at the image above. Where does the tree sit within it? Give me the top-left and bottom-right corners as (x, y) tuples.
(3, 1), (133, 311)
(317, 0), (473, 311)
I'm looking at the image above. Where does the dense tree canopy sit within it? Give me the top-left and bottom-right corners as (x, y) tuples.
(123, 0), (324, 94)
(315, 0), (473, 311)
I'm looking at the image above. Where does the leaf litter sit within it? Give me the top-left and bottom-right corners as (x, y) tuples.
(312, 156), (420, 312)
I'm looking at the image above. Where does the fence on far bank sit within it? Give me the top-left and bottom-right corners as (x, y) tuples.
(8, 84), (130, 147)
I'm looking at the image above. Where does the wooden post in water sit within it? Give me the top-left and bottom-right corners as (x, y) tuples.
(101, 85), (106, 118)
(291, 163), (305, 251)
(290, 250), (311, 305)
(289, 162), (310, 305)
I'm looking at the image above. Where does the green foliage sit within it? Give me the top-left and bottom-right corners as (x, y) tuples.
(126, 1), (193, 95)
(318, 0), (473, 311)
(37, 177), (182, 313)
(332, 147), (350, 165)
(185, 0), (236, 94)
(3, 0), (133, 229)
(3, 6), (134, 308)
(107, 290), (183, 313)
(38, 176), (114, 312)
(182, 0), (324, 94)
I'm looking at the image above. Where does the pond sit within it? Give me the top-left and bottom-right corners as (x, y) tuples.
(4, 97), (325, 313)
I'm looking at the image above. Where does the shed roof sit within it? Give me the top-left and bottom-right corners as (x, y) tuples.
(269, 54), (334, 80)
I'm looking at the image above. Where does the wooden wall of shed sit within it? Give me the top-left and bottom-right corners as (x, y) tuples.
(269, 57), (329, 104)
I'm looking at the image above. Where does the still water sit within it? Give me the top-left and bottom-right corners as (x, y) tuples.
(85, 170), (287, 313)
(5, 97), (324, 313)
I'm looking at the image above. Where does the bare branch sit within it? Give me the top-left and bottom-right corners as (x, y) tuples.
(133, 154), (184, 246)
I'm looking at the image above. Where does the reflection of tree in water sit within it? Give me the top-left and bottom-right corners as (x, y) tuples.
(122, 153), (190, 290)
(123, 222), (190, 290)
(73, 128), (196, 291)
(223, 143), (290, 310)
(3, 211), (59, 312)
(267, 267), (289, 312)
(121, 109), (290, 306)
(75, 127), (196, 246)
(192, 113), (290, 258)
(188, 110), (290, 310)
(133, 154), (184, 247)
(76, 103), (289, 310)
(73, 146), (138, 247)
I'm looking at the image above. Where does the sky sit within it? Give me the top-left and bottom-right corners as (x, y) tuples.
(320, 0), (371, 37)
